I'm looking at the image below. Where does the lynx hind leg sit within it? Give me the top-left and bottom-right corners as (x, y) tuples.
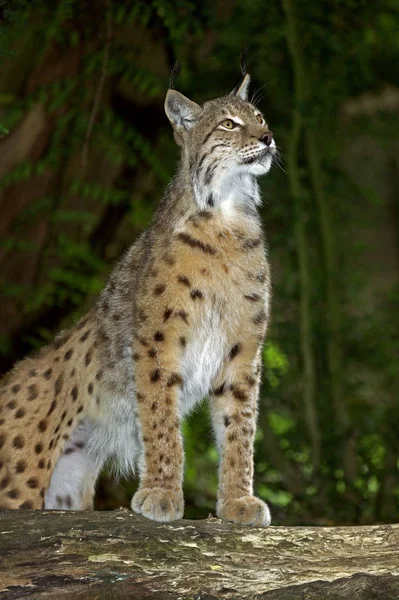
(45, 420), (102, 510)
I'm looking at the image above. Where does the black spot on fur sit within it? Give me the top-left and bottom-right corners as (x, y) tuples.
(27, 384), (38, 401)
(13, 435), (24, 449)
(64, 349), (74, 360)
(150, 369), (161, 383)
(176, 310), (189, 324)
(242, 238), (262, 250)
(190, 289), (204, 300)
(163, 308), (173, 321)
(177, 275), (191, 287)
(38, 420), (48, 432)
(54, 373), (64, 396)
(79, 330), (90, 342)
(213, 384), (226, 396)
(244, 293), (261, 302)
(154, 283), (166, 296)
(85, 348), (93, 367)
(47, 400), (57, 416)
(0, 475), (10, 489)
(229, 343), (242, 360)
(231, 386), (248, 401)
(177, 233), (217, 255)
(16, 460), (26, 473)
(167, 373), (184, 387)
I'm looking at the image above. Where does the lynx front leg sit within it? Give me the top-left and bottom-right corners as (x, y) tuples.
(131, 331), (185, 522)
(210, 350), (271, 527)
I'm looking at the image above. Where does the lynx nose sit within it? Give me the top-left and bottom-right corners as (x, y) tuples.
(259, 131), (273, 147)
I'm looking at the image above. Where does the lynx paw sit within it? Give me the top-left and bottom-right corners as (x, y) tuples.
(217, 496), (271, 527)
(132, 487), (184, 522)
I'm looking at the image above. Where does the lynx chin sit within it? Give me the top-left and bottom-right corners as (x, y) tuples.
(0, 68), (277, 526)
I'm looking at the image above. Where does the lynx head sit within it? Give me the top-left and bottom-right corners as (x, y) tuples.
(164, 68), (276, 210)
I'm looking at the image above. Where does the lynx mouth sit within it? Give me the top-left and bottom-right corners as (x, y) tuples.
(241, 148), (274, 165)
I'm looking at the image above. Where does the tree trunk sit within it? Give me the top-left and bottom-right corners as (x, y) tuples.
(0, 510), (398, 599)
(306, 132), (355, 472)
(281, 0), (321, 470)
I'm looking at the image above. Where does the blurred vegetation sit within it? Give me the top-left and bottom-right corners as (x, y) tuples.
(0, 0), (398, 524)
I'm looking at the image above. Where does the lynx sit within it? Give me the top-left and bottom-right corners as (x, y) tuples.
(0, 67), (276, 526)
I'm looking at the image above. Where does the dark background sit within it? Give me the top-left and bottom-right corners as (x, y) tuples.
(0, 0), (398, 525)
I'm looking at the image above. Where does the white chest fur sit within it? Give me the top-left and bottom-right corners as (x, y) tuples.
(180, 305), (226, 415)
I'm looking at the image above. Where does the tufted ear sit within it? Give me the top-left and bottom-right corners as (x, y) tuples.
(165, 90), (202, 144)
(230, 73), (251, 101)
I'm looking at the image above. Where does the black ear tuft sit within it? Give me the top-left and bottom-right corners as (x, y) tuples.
(230, 47), (251, 99)
(169, 62), (182, 90)
(240, 45), (248, 76)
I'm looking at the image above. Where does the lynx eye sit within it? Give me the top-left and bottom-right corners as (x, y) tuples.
(221, 119), (236, 130)
(256, 114), (264, 124)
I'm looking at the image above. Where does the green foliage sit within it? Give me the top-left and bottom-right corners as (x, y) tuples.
(70, 178), (130, 206)
(263, 341), (289, 388)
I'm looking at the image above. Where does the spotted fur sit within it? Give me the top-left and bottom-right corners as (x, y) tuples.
(0, 71), (275, 526)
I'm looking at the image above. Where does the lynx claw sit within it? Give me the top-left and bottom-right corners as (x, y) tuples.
(132, 487), (184, 522)
(217, 495), (271, 527)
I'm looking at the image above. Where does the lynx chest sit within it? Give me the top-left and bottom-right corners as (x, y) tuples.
(179, 241), (269, 415)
